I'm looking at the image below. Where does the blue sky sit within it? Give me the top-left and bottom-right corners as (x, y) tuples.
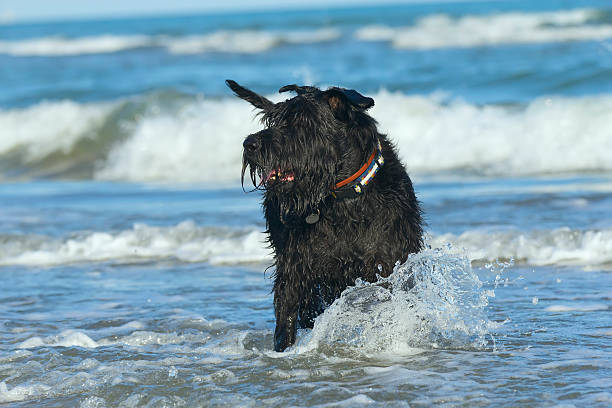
(0, 0), (433, 23)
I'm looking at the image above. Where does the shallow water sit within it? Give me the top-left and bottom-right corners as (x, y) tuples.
(1, 0), (612, 406)
(1, 179), (611, 407)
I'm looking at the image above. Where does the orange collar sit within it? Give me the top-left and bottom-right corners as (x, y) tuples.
(334, 148), (377, 189)
(305, 141), (384, 223)
(334, 139), (383, 193)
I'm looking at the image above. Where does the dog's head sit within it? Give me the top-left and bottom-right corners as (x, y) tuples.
(226, 79), (377, 216)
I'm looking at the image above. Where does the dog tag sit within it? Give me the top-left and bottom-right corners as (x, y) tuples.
(305, 210), (320, 224)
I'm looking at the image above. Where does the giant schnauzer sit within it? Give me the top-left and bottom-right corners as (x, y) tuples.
(226, 80), (423, 351)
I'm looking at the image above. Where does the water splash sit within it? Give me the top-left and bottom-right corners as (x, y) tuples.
(297, 245), (494, 354)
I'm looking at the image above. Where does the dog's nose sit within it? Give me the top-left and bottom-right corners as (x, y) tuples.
(243, 135), (259, 153)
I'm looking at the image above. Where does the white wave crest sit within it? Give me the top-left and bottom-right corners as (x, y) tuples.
(164, 28), (340, 54)
(92, 92), (612, 181)
(0, 221), (268, 266)
(296, 246), (493, 353)
(94, 96), (262, 182)
(0, 100), (112, 160)
(0, 28), (340, 56)
(545, 304), (609, 312)
(0, 35), (151, 56)
(2, 92), (612, 180)
(0, 381), (51, 404)
(356, 9), (612, 49)
(433, 227), (612, 267)
(372, 91), (612, 176)
(2, 222), (611, 268)
(17, 330), (99, 349)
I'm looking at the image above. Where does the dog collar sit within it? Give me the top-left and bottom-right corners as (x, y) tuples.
(332, 139), (384, 200)
(304, 140), (384, 225)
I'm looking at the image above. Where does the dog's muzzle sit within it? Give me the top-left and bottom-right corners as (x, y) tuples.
(243, 134), (259, 154)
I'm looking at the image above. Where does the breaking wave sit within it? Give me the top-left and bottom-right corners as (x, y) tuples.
(1, 91), (611, 181)
(356, 8), (612, 49)
(0, 93), (259, 181)
(164, 28), (340, 54)
(0, 34), (151, 56)
(0, 28), (341, 56)
(1, 221), (611, 268)
(0, 100), (114, 160)
(0, 221), (269, 266)
(1, 8), (610, 57)
(431, 228), (612, 267)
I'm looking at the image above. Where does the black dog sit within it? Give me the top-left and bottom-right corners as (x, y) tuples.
(226, 80), (423, 351)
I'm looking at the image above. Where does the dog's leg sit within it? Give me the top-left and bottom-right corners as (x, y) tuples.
(273, 283), (298, 352)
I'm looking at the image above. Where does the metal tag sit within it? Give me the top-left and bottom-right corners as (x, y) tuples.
(305, 210), (320, 224)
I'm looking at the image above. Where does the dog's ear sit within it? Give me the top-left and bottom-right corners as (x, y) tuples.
(279, 84), (318, 95)
(323, 87), (374, 121)
(226, 79), (274, 111)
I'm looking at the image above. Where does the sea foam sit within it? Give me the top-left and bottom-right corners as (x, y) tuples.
(0, 35), (150, 56)
(2, 222), (610, 268)
(370, 91), (612, 176)
(356, 8), (612, 49)
(163, 28), (340, 54)
(1, 8), (609, 57)
(17, 330), (99, 349)
(0, 221), (269, 266)
(0, 100), (113, 160)
(95, 97), (261, 182)
(431, 227), (612, 267)
(95, 92), (612, 180)
(0, 28), (340, 56)
(0, 382), (51, 404)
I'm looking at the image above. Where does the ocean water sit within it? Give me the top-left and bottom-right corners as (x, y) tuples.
(1, 0), (611, 406)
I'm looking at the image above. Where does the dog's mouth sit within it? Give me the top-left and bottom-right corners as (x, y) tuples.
(242, 160), (295, 190)
(263, 168), (295, 184)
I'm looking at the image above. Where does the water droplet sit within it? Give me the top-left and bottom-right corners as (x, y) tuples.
(168, 366), (178, 378)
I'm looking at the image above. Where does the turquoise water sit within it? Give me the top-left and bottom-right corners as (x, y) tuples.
(1, 1), (611, 406)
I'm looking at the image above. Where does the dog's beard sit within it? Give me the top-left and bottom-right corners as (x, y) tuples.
(241, 149), (337, 224)
(241, 154), (295, 192)
(241, 156), (258, 191)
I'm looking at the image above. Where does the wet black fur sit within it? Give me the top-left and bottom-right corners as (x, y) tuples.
(226, 80), (423, 351)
